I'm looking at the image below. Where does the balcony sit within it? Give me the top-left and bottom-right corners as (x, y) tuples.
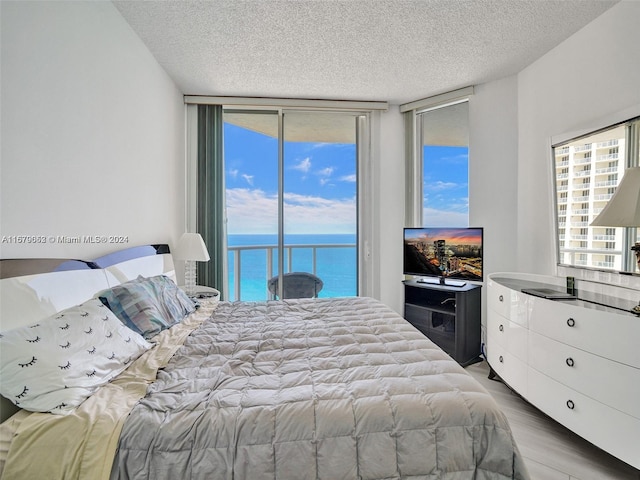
(595, 166), (618, 174)
(596, 139), (618, 148)
(596, 153), (619, 162)
(572, 195), (590, 202)
(227, 241), (357, 301)
(594, 180), (618, 187)
(593, 193), (614, 201)
(592, 235), (617, 242)
(574, 144), (592, 153)
(593, 261), (615, 268)
(573, 157), (592, 165)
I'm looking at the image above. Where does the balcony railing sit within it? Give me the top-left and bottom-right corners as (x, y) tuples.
(574, 144), (592, 152)
(595, 166), (618, 174)
(596, 139), (618, 148)
(596, 153), (619, 162)
(594, 180), (618, 187)
(227, 242), (357, 301)
(573, 157), (592, 165)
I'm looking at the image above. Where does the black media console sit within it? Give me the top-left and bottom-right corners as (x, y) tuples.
(403, 280), (482, 366)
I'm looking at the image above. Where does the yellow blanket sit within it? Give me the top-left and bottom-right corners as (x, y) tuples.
(0, 302), (216, 480)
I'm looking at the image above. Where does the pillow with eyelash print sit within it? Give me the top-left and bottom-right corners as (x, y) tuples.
(0, 298), (151, 415)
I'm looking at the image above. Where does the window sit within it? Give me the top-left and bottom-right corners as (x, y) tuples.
(185, 97), (386, 301)
(222, 109), (363, 301)
(401, 87), (473, 228)
(420, 101), (469, 226)
(552, 115), (640, 274)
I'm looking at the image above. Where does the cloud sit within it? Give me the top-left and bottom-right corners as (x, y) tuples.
(422, 207), (469, 227)
(425, 181), (459, 191)
(241, 174), (254, 186)
(292, 157), (312, 173)
(339, 174), (356, 183)
(424, 193), (469, 212)
(316, 167), (334, 177)
(226, 188), (356, 234)
(228, 169), (239, 179)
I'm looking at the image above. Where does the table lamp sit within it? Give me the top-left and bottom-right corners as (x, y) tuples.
(174, 233), (210, 296)
(590, 166), (640, 314)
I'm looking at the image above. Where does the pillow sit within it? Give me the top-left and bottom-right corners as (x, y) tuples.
(0, 298), (151, 415)
(99, 275), (195, 339)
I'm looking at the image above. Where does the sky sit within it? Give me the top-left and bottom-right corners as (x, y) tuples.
(224, 122), (469, 235)
(423, 145), (469, 227)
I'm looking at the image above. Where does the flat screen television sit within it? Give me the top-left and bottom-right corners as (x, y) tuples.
(403, 227), (483, 286)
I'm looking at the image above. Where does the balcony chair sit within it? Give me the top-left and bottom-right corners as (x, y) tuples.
(268, 272), (324, 299)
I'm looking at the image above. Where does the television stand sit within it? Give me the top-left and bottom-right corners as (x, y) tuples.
(403, 280), (481, 366)
(416, 276), (467, 287)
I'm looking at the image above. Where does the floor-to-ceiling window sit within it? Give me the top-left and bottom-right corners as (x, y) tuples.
(223, 109), (362, 301)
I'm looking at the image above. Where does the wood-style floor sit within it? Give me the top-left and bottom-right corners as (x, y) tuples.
(465, 361), (640, 480)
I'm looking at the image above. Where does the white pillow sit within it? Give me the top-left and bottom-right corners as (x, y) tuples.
(0, 298), (151, 414)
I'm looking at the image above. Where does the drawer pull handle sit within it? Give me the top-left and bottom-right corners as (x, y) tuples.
(499, 324), (504, 332)
(566, 400), (575, 410)
(566, 357), (575, 367)
(499, 355), (504, 363)
(567, 318), (576, 327)
(499, 295), (504, 302)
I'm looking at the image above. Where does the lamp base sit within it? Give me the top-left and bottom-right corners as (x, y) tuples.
(184, 260), (197, 297)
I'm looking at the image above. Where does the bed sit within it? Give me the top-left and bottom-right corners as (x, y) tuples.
(0, 245), (530, 480)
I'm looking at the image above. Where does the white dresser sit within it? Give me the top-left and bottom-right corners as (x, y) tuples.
(487, 273), (640, 469)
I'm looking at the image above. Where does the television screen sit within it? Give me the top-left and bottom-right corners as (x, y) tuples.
(403, 227), (483, 282)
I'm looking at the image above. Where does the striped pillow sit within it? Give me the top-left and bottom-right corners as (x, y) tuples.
(99, 275), (195, 339)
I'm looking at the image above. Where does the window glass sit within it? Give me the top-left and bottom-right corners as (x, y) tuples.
(420, 101), (469, 227)
(553, 117), (640, 273)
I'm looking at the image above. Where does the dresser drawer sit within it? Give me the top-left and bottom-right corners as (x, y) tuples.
(528, 296), (640, 368)
(529, 331), (640, 419)
(486, 333), (527, 396)
(487, 312), (528, 361)
(487, 279), (528, 327)
(527, 368), (640, 469)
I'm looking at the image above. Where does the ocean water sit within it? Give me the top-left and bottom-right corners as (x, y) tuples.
(227, 234), (357, 301)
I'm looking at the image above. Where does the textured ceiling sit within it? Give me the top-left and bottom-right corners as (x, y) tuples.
(113, 0), (618, 105)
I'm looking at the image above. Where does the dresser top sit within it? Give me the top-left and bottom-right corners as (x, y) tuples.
(490, 273), (638, 317)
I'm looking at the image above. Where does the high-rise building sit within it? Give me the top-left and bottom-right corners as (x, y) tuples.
(554, 125), (626, 271)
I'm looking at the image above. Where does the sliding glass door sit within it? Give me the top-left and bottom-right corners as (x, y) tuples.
(223, 109), (360, 301)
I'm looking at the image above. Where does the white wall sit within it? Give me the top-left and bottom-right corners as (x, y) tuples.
(0, 1), (185, 260)
(377, 106), (405, 313)
(469, 76), (519, 339)
(469, 76), (519, 276)
(517, 0), (640, 289)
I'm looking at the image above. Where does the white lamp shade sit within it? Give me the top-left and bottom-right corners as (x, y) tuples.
(174, 233), (210, 262)
(590, 167), (640, 227)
